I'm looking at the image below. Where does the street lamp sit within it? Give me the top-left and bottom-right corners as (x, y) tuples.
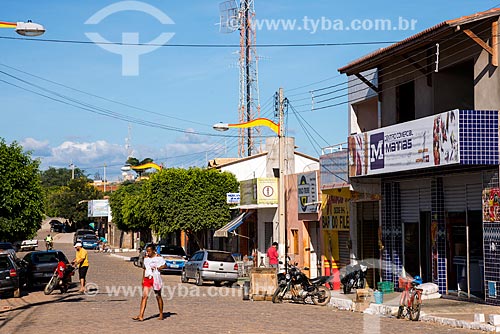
(0, 20), (45, 36)
(213, 88), (287, 268)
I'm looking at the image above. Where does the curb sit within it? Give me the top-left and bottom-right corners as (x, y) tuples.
(328, 298), (500, 332)
(109, 253), (133, 261)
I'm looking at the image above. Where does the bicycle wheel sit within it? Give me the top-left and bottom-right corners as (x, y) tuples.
(396, 305), (404, 319)
(410, 292), (422, 321)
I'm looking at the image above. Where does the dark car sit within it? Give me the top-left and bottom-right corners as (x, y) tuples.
(0, 242), (15, 252)
(49, 220), (65, 233)
(0, 253), (23, 297)
(81, 234), (99, 250)
(182, 250), (238, 286)
(23, 250), (69, 286)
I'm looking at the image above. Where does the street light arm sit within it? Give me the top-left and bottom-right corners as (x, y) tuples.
(228, 118), (279, 135)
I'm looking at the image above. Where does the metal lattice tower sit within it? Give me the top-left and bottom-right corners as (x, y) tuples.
(220, 0), (261, 157)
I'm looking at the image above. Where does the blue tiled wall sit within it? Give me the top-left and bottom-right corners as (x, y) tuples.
(459, 110), (499, 165)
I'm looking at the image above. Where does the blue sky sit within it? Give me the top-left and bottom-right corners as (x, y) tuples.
(0, 0), (497, 180)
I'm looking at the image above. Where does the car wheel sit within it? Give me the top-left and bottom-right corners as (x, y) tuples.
(195, 271), (203, 286)
(181, 270), (188, 283)
(13, 287), (21, 298)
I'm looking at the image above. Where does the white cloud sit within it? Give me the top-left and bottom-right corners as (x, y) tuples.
(21, 138), (51, 156)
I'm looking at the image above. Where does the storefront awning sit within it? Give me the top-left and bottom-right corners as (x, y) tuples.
(214, 212), (252, 238)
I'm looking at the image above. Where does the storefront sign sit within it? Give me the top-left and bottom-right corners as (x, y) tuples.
(349, 109), (460, 176)
(240, 178), (278, 205)
(322, 195), (349, 231)
(298, 171), (318, 214)
(226, 193), (240, 204)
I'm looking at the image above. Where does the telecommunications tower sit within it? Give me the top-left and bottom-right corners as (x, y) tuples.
(219, 0), (261, 157)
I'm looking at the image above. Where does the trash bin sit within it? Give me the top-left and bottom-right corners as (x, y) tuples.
(374, 290), (383, 304)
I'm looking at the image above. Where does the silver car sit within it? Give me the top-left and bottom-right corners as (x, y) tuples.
(181, 250), (238, 286)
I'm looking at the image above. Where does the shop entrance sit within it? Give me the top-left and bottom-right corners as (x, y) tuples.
(446, 210), (483, 298)
(403, 212), (431, 281)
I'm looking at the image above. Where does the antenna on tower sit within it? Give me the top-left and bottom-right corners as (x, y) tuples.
(219, 0), (261, 157)
(125, 123), (134, 159)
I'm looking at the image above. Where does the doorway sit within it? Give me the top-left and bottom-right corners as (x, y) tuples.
(402, 212), (431, 281)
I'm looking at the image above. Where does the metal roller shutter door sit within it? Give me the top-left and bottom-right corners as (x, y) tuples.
(443, 174), (482, 211)
(400, 180), (431, 223)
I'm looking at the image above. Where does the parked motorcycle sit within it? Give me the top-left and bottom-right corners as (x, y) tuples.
(340, 262), (368, 294)
(272, 260), (332, 306)
(44, 261), (75, 295)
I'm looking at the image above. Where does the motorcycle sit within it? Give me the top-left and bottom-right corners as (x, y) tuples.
(272, 260), (332, 306)
(44, 261), (75, 295)
(340, 262), (368, 294)
(45, 240), (53, 251)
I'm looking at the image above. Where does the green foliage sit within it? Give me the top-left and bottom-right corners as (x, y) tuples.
(109, 181), (149, 231)
(147, 168), (239, 239)
(41, 167), (88, 187)
(45, 177), (102, 222)
(0, 139), (44, 241)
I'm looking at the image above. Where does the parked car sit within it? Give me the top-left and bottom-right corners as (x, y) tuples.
(0, 253), (23, 297)
(19, 239), (38, 251)
(135, 243), (187, 273)
(73, 229), (95, 244)
(181, 250), (238, 286)
(81, 234), (99, 250)
(49, 220), (66, 233)
(0, 242), (15, 252)
(157, 245), (187, 273)
(23, 250), (69, 287)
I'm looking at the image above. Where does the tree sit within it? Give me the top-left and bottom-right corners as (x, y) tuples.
(146, 168), (239, 248)
(0, 139), (44, 241)
(41, 166), (88, 187)
(45, 177), (102, 223)
(109, 181), (150, 231)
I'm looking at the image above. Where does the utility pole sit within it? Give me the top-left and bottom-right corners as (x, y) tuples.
(103, 164), (107, 193)
(277, 87), (287, 269)
(69, 162), (75, 180)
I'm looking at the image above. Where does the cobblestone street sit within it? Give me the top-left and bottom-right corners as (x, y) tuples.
(0, 238), (479, 334)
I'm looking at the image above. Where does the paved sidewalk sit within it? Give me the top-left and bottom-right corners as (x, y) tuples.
(329, 289), (500, 332)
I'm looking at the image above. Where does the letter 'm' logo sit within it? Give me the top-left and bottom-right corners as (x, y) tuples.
(370, 132), (384, 170)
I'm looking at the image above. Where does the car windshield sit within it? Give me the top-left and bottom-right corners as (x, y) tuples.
(207, 251), (235, 262)
(158, 245), (186, 257)
(82, 235), (98, 241)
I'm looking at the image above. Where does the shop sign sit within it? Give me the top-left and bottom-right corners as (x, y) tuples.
(322, 196), (349, 231)
(483, 188), (500, 222)
(348, 109), (460, 176)
(297, 171), (318, 214)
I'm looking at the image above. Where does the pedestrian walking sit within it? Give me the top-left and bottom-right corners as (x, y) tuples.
(132, 244), (166, 321)
(72, 242), (89, 294)
(267, 242), (279, 269)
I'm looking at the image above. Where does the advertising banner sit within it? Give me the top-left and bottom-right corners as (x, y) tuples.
(349, 109), (460, 176)
(483, 188), (500, 222)
(87, 199), (110, 217)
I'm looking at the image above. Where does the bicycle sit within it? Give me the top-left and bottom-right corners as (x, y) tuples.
(397, 275), (423, 321)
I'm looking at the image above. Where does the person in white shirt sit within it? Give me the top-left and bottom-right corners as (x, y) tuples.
(132, 244), (166, 321)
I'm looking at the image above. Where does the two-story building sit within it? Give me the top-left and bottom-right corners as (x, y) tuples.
(339, 9), (500, 304)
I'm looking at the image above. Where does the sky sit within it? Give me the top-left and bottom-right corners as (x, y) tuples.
(0, 0), (497, 181)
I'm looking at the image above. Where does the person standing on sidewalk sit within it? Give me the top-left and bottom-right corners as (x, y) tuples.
(267, 242), (279, 269)
(72, 242), (89, 294)
(133, 244), (166, 321)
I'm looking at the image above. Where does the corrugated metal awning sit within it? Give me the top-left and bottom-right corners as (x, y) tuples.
(214, 212), (252, 238)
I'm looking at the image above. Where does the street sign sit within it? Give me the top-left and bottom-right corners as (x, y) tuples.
(226, 192), (240, 204)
